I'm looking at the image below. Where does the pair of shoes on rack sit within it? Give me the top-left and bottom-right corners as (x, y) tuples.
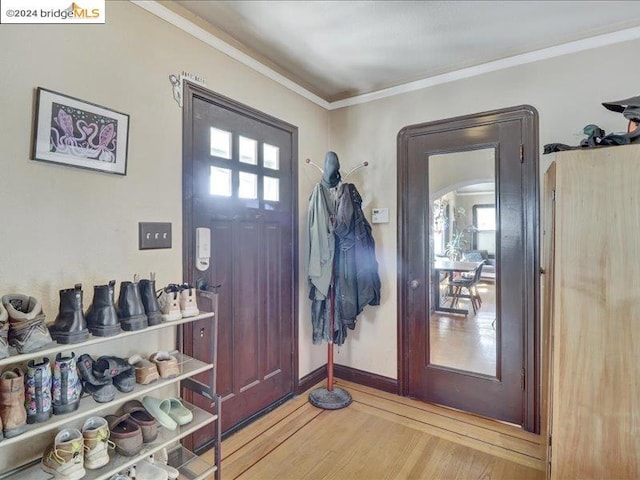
(124, 450), (180, 480)
(0, 295), (53, 356)
(128, 351), (179, 385)
(141, 395), (193, 431)
(104, 412), (144, 457)
(78, 353), (136, 403)
(114, 273), (165, 332)
(22, 353), (82, 424)
(77, 354), (133, 403)
(41, 416), (114, 478)
(104, 400), (160, 457)
(157, 284), (199, 322)
(121, 453), (179, 480)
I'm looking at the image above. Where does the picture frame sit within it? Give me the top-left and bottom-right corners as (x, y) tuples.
(32, 87), (130, 176)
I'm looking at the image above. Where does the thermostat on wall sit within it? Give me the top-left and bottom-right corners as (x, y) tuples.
(371, 208), (389, 224)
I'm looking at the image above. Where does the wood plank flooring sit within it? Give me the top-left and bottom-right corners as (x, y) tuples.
(202, 380), (545, 480)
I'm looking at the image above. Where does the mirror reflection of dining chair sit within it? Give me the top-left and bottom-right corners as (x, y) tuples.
(447, 262), (485, 314)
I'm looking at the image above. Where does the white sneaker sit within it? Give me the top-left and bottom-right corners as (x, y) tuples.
(135, 458), (169, 480)
(157, 285), (182, 322)
(82, 416), (113, 470)
(41, 428), (86, 480)
(147, 450), (179, 479)
(179, 284), (199, 318)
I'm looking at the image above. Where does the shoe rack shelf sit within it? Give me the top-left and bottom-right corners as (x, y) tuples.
(4, 400), (218, 480)
(0, 352), (211, 448)
(0, 311), (215, 369)
(166, 445), (218, 480)
(0, 301), (221, 480)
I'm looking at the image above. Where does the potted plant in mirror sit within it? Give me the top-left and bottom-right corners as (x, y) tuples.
(445, 231), (467, 261)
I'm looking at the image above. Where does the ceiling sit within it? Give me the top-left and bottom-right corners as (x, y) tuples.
(173, 1), (640, 103)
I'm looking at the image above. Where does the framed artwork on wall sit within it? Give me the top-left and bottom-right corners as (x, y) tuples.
(32, 87), (130, 175)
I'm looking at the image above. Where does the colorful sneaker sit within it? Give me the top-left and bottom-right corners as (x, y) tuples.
(82, 416), (113, 470)
(2, 294), (53, 353)
(179, 284), (199, 318)
(52, 352), (82, 415)
(25, 358), (53, 424)
(157, 285), (182, 322)
(41, 428), (86, 480)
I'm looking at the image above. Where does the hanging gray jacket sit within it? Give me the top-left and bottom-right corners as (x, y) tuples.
(307, 183), (335, 343)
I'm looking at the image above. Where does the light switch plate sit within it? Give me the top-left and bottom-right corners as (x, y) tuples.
(139, 222), (172, 250)
(371, 208), (389, 224)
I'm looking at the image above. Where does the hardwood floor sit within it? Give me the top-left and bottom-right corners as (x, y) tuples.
(430, 281), (496, 376)
(203, 379), (544, 480)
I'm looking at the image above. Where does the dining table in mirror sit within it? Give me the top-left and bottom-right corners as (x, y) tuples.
(428, 148), (497, 377)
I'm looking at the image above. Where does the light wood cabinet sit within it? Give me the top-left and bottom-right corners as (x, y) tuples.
(544, 145), (640, 479)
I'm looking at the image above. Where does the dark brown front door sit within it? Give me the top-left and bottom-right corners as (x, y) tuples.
(183, 83), (298, 439)
(398, 106), (539, 431)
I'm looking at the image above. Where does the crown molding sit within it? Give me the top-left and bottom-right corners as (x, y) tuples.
(131, 1), (640, 111)
(130, 0), (330, 109)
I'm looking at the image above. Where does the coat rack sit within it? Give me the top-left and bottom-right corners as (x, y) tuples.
(305, 156), (368, 410)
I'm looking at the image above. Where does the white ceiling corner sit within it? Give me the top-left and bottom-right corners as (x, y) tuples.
(132, 1), (640, 110)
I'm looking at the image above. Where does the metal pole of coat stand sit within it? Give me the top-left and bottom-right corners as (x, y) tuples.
(308, 280), (352, 409)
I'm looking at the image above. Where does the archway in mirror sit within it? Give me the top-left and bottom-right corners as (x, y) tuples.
(430, 174), (496, 377)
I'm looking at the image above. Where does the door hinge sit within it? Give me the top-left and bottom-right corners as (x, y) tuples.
(521, 368), (526, 390)
(552, 189), (556, 202)
(519, 144), (524, 163)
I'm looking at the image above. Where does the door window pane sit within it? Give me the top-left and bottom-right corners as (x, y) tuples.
(239, 136), (257, 165)
(263, 143), (279, 170)
(263, 176), (279, 202)
(239, 171), (258, 199)
(210, 127), (232, 159)
(210, 166), (232, 196)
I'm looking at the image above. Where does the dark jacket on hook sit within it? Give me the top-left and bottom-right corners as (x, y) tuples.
(332, 183), (381, 345)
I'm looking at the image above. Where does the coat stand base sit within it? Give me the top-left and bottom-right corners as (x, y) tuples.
(309, 386), (352, 410)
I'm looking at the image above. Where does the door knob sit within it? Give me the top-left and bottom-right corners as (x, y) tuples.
(410, 279), (420, 289)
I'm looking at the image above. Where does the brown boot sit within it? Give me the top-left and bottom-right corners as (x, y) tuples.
(0, 368), (27, 438)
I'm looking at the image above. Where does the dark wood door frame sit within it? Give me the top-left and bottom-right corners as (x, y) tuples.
(397, 105), (540, 432)
(182, 81), (299, 423)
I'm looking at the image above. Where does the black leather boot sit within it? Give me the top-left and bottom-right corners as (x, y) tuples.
(86, 281), (121, 337)
(117, 275), (148, 331)
(49, 284), (90, 344)
(139, 273), (163, 327)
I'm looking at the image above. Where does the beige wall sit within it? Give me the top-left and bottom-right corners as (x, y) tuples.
(0, 2), (328, 467)
(1, 1), (639, 461)
(328, 38), (640, 378)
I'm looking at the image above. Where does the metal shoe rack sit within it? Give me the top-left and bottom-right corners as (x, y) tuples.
(0, 293), (220, 480)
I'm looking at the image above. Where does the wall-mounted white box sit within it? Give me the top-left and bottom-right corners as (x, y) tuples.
(371, 208), (389, 224)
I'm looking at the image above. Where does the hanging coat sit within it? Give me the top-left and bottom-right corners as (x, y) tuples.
(307, 182), (336, 344)
(333, 183), (381, 344)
